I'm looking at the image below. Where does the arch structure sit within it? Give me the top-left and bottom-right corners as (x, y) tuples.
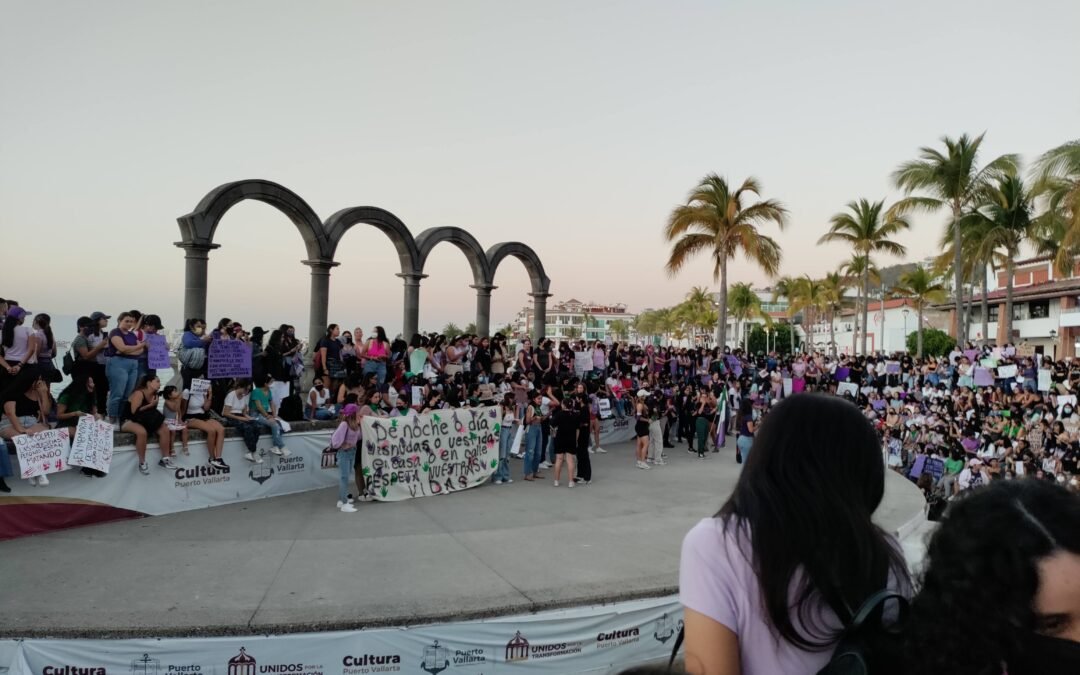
(176, 180), (553, 350)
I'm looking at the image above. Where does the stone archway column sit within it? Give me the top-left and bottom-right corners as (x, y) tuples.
(471, 284), (497, 337)
(302, 259), (340, 360)
(529, 292), (552, 342)
(398, 273), (427, 342)
(175, 242), (220, 321)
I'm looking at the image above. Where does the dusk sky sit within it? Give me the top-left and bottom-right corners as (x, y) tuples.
(2, 0), (1077, 338)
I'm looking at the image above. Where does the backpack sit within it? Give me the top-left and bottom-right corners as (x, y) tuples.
(668, 590), (909, 675)
(178, 346), (206, 370)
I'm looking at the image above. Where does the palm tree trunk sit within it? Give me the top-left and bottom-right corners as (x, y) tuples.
(790, 318), (795, 354)
(829, 310), (837, 356)
(852, 289), (860, 356)
(1005, 254), (1015, 342)
(861, 269), (870, 355)
(717, 258), (728, 349)
(953, 203), (963, 342)
(981, 265), (989, 347)
(917, 305), (924, 358)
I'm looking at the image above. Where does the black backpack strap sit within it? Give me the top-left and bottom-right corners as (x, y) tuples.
(848, 590), (909, 633)
(668, 627), (684, 672)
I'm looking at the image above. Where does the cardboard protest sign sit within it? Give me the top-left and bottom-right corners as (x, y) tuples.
(361, 406), (499, 501)
(14, 429), (71, 479)
(1038, 369), (1052, 392)
(837, 382), (858, 398)
(1017, 343), (1036, 358)
(598, 398), (612, 419)
(190, 378), (211, 397)
(997, 365), (1018, 379)
(67, 416), (115, 474)
(980, 358), (998, 369)
(145, 334), (171, 370)
(973, 368), (995, 387)
(207, 339), (252, 379)
(885, 361), (901, 375)
(574, 352), (592, 376)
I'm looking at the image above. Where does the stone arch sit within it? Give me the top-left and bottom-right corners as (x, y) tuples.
(414, 226), (491, 287)
(485, 241), (551, 295)
(177, 179), (329, 261)
(322, 206), (421, 275)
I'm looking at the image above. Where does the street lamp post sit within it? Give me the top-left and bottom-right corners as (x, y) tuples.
(1050, 329), (1058, 360)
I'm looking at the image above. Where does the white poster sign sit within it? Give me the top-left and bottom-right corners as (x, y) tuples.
(67, 416), (115, 474)
(782, 378), (793, 397)
(190, 378), (211, 397)
(837, 382), (859, 398)
(598, 398), (612, 419)
(997, 364), (1018, 379)
(14, 430), (71, 479)
(361, 406), (500, 501)
(1057, 395), (1076, 413)
(8, 595), (684, 675)
(574, 351), (592, 376)
(1038, 369), (1052, 392)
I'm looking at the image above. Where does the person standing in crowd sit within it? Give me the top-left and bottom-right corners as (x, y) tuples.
(121, 375), (176, 475)
(221, 379), (262, 463)
(178, 318), (211, 389)
(573, 382), (593, 484)
(692, 391), (714, 460)
(1, 306), (37, 386)
(249, 374), (290, 458)
(734, 398), (755, 464)
(523, 389), (546, 481)
(31, 313), (59, 383)
(360, 326), (391, 385)
(634, 390), (652, 470)
(550, 397), (577, 488)
(679, 394), (910, 675)
(331, 403), (362, 513)
(105, 312), (146, 424)
(493, 392), (515, 485)
(317, 323), (346, 393)
(71, 314), (110, 413)
(136, 314), (164, 380)
(901, 480), (1080, 675)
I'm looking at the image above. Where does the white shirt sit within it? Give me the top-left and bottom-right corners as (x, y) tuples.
(182, 388), (207, 416)
(309, 386), (330, 409)
(2, 325), (33, 363)
(224, 390), (250, 415)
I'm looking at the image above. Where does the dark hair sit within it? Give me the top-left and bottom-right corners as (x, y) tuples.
(374, 326), (388, 344)
(325, 324), (338, 339)
(1, 314), (19, 349)
(253, 373), (269, 388)
(33, 314), (55, 352)
(161, 385), (179, 400)
(184, 318), (205, 333)
(0, 367), (41, 402)
(901, 480), (1080, 675)
(58, 371), (95, 410)
(717, 393), (908, 650)
(217, 317), (232, 331)
(135, 375), (159, 390)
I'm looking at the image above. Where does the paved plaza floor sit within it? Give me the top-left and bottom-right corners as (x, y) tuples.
(0, 440), (925, 638)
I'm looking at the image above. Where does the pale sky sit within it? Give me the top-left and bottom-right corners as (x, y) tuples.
(2, 0), (1077, 338)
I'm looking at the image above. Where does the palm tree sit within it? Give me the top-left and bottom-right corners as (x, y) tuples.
(728, 282), (762, 351)
(892, 133), (1018, 339)
(1031, 140), (1080, 276)
(564, 326), (581, 340)
(841, 255), (880, 355)
(607, 319), (630, 342)
(959, 172), (1035, 341)
(788, 276), (826, 350)
(892, 265), (947, 357)
(442, 322), (461, 338)
(820, 199), (910, 355)
(820, 271), (850, 355)
(679, 286), (714, 344)
(771, 276), (799, 353)
(464, 322), (478, 336)
(664, 174), (788, 349)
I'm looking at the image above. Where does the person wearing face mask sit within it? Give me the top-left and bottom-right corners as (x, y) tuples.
(178, 317), (211, 389)
(901, 479), (1080, 675)
(306, 377), (336, 421)
(104, 312), (147, 423)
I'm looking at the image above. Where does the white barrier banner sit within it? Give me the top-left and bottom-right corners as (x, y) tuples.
(9, 595), (683, 675)
(14, 430), (71, 479)
(67, 416), (115, 475)
(598, 415), (635, 447)
(361, 407), (500, 501)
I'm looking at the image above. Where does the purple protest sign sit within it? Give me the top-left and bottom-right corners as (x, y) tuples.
(207, 339), (252, 379)
(885, 361), (901, 375)
(145, 333), (171, 370)
(973, 367), (994, 388)
(964, 349), (979, 362)
(835, 367), (850, 382)
(872, 399), (887, 410)
(909, 454), (927, 478)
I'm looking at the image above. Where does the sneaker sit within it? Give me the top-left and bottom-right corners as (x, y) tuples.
(244, 452), (264, 464)
(217, 458), (230, 468)
(279, 448), (292, 457)
(568, 480), (575, 488)
(655, 460), (667, 466)
(159, 457), (177, 470)
(358, 494), (374, 502)
(28, 476), (39, 487)
(503, 478), (513, 484)
(346, 493), (355, 504)
(340, 503), (357, 513)
(138, 462), (150, 475)
(646, 458), (654, 464)
(539, 461), (552, 469)
(553, 480), (560, 487)
(210, 458), (227, 470)
(588, 448), (596, 454)
(270, 447), (285, 456)
(595, 447), (607, 454)
(493, 478), (504, 485)
(336, 500), (347, 508)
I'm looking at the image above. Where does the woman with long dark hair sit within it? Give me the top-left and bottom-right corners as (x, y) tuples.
(360, 326), (391, 385)
(901, 480), (1080, 675)
(679, 393), (909, 674)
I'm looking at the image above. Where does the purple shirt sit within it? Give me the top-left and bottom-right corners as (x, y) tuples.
(680, 517), (907, 675)
(105, 328), (139, 359)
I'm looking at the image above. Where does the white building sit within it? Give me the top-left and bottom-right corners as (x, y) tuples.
(510, 299), (635, 342)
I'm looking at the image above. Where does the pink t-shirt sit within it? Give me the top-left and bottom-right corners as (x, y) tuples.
(680, 517), (906, 675)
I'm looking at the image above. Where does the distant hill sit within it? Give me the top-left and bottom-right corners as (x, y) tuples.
(879, 262), (918, 289)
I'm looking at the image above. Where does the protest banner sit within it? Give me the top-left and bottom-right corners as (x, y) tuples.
(361, 406), (499, 501)
(67, 416), (115, 474)
(477, 383), (496, 402)
(973, 368), (995, 387)
(574, 351), (592, 376)
(997, 365), (1018, 379)
(1038, 369), (1052, 392)
(837, 382), (858, 398)
(14, 430), (71, 479)
(885, 361), (901, 375)
(924, 457), (946, 483)
(1057, 395), (1076, 413)
(963, 349), (980, 362)
(980, 358), (998, 369)
(782, 378), (793, 397)
(207, 339), (252, 379)
(598, 398), (612, 419)
(190, 378), (211, 397)
(1017, 343), (1037, 358)
(411, 386), (424, 407)
(835, 367), (851, 382)
(145, 333), (171, 370)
